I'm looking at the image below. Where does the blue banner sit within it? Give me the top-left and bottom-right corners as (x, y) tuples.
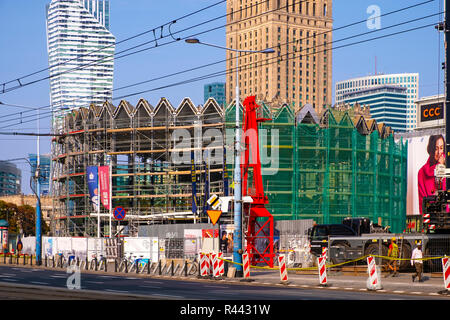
(87, 166), (99, 211)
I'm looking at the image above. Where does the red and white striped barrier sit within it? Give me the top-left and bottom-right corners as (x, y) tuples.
(278, 255), (288, 282)
(218, 252), (224, 276)
(212, 253), (220, 278)
(367, 256), (381, 290)
(200, 253), (210, 277)
(242, 253), (251, 279)
(442, 257), (450, 290)
(318, 256), (327, 286)
(322, 247), (328, 259)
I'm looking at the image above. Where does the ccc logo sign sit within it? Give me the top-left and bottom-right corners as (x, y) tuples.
(421, 103), (444, 122)
(423, 107), (441, 118)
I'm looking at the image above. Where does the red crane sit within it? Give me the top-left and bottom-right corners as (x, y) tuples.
(240, 96), (275, 268)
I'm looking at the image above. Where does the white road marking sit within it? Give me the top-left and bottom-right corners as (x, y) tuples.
(105, 289), (130, 294)
(31, 281), (49, 285)
(1, 278), (17, 282)
(151, 293), (185, 299)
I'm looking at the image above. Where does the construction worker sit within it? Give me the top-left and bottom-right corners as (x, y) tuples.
(386, 237), (399, 277)
(411, 242), (423, 282)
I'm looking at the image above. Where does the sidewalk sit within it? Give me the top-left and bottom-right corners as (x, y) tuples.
(215, 269), (450, 297)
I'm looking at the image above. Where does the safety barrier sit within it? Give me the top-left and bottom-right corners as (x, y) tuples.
(367, 256), (382, 290)
(278, 255), (288, 283)
(317, 256), (328, 286)
(442, 257), (450, 292)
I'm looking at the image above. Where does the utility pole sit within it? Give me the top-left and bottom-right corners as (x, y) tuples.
(445, 0), (450, 189)
(35, 109), (42, 265)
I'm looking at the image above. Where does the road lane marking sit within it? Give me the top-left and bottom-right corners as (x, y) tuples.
(151, 293), (185, 299)
(105, 289), (130, 294)
(140, 285), (162, 289)
(31, 281), (49, 285)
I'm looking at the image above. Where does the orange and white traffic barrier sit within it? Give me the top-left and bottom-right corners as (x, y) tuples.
(318, 256), (327, 286)
(242, 253), (251, 279)
(278, 255), (288, 283)
(218, 252), (224, 276)
(442, 257), (450, 291)
(200, 253), (210, 277)
(367, 256), (382, 290)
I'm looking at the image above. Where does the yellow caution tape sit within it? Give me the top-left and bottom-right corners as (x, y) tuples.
(217, 254), (450, 271)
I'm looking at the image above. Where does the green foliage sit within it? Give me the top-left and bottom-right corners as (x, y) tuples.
(0, 200), (49, 236)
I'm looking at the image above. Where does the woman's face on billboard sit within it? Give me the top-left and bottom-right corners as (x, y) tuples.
(435, 138), (445, 164)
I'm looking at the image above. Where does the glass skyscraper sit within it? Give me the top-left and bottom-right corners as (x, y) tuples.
(204, 82), (226, 107)
(28, 154), (51, 196)
(341, 85), (408, 132)
(0, 161), (21, 196)
(46, 0), (115, 129)
(335, 73), (418, 131)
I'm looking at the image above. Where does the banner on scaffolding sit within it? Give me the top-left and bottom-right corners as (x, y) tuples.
(191, 151), (197, 215)
(99, 166), (110, 210)
(87, 166), (99, 211)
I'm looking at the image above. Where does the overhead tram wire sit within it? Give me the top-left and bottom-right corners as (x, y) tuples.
(1, 0), (434, 96)
(0, 19), (439, 130)
(0, 0), (438, 125)
(0, 0), (283, 95)
(0, 14), (441, 127)
(0, 0), (227, 92)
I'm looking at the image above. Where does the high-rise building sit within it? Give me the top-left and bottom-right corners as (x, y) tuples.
(204, 82), (226, 107)
(341, 85), (408, 132)
(335, 73), (419, 131)
(0, 161), (21, 196)
(226, 0), (333, 114)
(28, 154), (51, 196)
(46, 0), (115, 129)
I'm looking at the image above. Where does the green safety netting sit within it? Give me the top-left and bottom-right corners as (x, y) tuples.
(225, 103), (407, 233)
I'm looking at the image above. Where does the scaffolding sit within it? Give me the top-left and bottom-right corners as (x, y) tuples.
(225, 102), (408, 233)
(51, 97), (408, 237)
(51, 98), (227, 237)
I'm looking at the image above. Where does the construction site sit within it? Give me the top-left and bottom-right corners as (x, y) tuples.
(50, 97), (407, 237)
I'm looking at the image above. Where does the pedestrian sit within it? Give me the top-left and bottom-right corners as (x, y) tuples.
(385, 237), (399, 277)
(411, 242), (423, 282)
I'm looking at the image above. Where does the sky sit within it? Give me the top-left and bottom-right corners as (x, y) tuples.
(0, 0), (445, 194)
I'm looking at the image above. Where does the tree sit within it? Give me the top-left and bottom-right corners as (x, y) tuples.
(0, 200), (49, 236)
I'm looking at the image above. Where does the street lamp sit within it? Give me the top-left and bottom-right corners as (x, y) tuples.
(185, 38), (274, 277)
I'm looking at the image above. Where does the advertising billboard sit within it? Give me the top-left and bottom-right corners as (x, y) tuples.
(406, 134), (445, 216)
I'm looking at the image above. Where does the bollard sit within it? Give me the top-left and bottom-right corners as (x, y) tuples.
(125, 260), (128, 274)
(16, 255), (19, 265)
(136, 259), (139, 274)
(23, 255), (26, 266)
(9, 254), (12, 265)
(3, 253), (5, 264)
(171, 260), (174, 277)
(45, 256), (47, 267)
(52, 256), (55, 268)
(158, 260), (162, 275)
(147, 260), (151, 274)
(184, 260), (188, 277)
(30, 254), (33, 266)
(94, 258), (98, 271)
(85, 257), (88, 271)
(104, 259), (107, 273)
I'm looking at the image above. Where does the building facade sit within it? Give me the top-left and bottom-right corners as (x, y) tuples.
(335, 73), (419, 131)
(226, 0), (333, 114)
(0, 161), (21, 196)
(341, 85), (407, 132)
(46, 0), (115, 129)
(204, 82), (226, 107)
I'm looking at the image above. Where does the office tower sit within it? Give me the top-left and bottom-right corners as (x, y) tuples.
(204, 82), (226, 107)
(46, 0), (115, 129)
(335, 73), (419, 131)
(28, 154), (51, 196)
(0, 161), (21, 196)
(341, 85), (408, 132)
(226, 0), (332, 113)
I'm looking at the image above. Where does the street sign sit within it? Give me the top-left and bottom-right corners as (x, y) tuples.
(113, 206), (127, 221)
(207, 210), (222, 226)
(207, 194), (221, 210)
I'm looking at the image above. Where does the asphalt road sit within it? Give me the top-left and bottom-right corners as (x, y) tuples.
(0, 265), (447, 301)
